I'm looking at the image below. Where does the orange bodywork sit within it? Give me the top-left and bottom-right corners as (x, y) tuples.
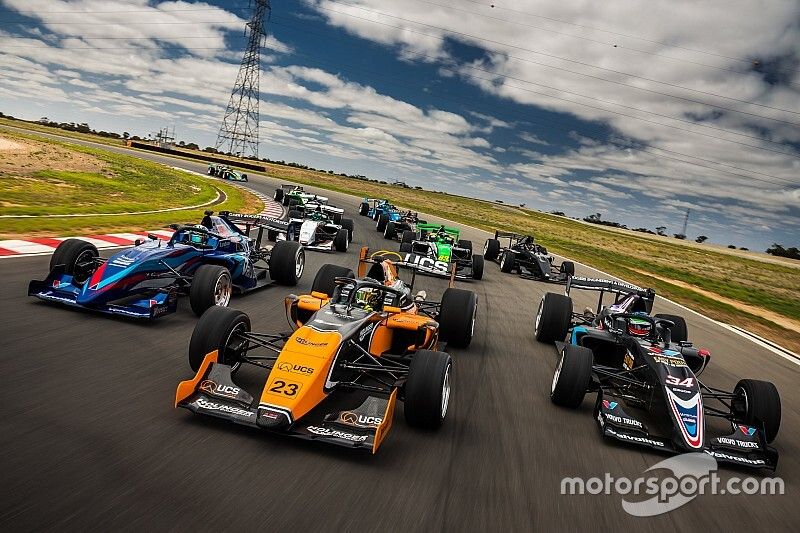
(175, 350), (218, 406)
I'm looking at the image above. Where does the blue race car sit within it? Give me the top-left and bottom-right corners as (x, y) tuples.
(358, 198), (396, 220)
(28, 211), (304, 319)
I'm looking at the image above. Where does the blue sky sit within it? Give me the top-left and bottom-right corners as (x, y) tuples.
(0, 0), (798, 250)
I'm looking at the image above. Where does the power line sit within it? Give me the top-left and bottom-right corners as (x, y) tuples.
(317, 0), (800, 121)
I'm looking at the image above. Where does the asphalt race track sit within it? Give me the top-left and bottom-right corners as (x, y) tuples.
(1, 134), (798, 530)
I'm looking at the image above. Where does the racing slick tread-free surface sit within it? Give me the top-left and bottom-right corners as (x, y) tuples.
(735, 379), (782, 443)
(189, 265), (230, 316)
(404, 349), (452, 429)
(535, 292), (573, 343)
(654, 313), (689, 343)
(311, 264), (355, 297)
(269, 241), (304, 286)
(49, 238), (98, 278)
(439, 288), (477, 348)
(550, 344), (593, 408)
(188, 307), (250, 372)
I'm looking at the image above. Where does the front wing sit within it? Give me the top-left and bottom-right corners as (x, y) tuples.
(175, 352), (397, 453)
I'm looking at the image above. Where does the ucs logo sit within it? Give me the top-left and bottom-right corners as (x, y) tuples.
(199, 380), (240, 399)
(339, 411), (382, 428)
(277, 362), (314, 375)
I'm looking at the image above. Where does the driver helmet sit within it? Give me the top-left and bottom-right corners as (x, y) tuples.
(355, 286), (380, 311)
(627, 313), (652, 337)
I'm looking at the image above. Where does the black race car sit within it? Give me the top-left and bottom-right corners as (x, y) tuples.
(483, 230), (573, 282)
(534, 276), (781, 471)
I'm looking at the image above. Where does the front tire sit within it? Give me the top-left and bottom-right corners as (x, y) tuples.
(49, 238), (99, 286)
(376, 213), (390, 231)
(359, 202), (369, 216)
(401, 230), (415, 246)
(188, 307), (250, 373)
(404, 350), (452, 429)
(483, 238), (500, 261)
(457, 239), (472, 253)
(400, 242), (412, 253)
(534, 292), (573, 343)
(274, 188), (284, 202)
(190, 264), (232, 316)
(560, 261), (575, 277)
(499, 250), (515, 273)
(311, 264), (355, 297)
(340, 218), (354, 242)
(334, 228), (349, 252)
(734, 379), (781, 443)
(384, 221), (396, 239)
(471, 254), (484, 280)
(438, 288), (477, 348)
(550, 344), (593, 407)
(269, 240), (304, 285)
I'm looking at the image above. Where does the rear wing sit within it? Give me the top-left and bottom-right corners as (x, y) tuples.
(279, 184), (304, 191)
(219, 211), (289, 234)
(566, 276), (656, 313)
(416, 223), (460, 237)
(493, 229), (531, 242)
(358, 247), (457, 288)
(303, 203), (344, 215)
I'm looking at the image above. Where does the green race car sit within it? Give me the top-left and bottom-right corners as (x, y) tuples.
(207, 163), (248, 182)
(399, 223), (484, 280)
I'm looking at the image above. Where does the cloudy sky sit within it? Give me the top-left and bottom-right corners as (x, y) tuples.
(1, 0), (798, 249)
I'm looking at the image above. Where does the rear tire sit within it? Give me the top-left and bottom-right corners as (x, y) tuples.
(654, 313), (688, 342)
(550, 344), (593, 408)
(269, 240), (304, 285)
(190, 265), (232, 316)
(384, 221), (396, 239)
(535, 292), (573, 343)
(359, 202), (369, 216)
(439, 288), (477, 348)
(401, 230), (415, 245)
(400, 242), (412, 253)
(483, 238), (500, 261)
(560, 261), (575, 277)
(499, 250), (515, 273)
(49, 238), (99, 285)
(274, 188), (284, 202)
(404, 350), (452, 429)
(376, 213), (390, 231)
(457, 239), (472, 253)
(734, 379), (781, 443)
(188, 307), (250, 373)
(340, 218), (354, 242)
(471, 254), (484, 280)
(282, 195), (290, 206)
(311, 264), (355, 297)
(334, 228), (349, 252)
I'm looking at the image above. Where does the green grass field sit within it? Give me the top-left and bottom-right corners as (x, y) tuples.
(0, 129), (262, 237)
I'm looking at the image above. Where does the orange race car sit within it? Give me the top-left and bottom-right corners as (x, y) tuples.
(175, 247), (478, 452)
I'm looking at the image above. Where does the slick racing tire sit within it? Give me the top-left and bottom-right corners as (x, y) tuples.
(334, 228), (349, 252)
(734, 379), (781, 443)
(401, 230), (415, 246)
(457, 239), (472, 253)
(341, 218), (355, 242)
(499, 250), (515, 273)
(49, 238), (99, 286)
(288, 210), (302, 220)
(483, 238), (500, 261)
(560, 261), (575, 277)
(400, 242), (412, 253)
(359, 202), (369, 216)
(550, 344), (593, 408)
(376, 213), (390, 232)
(207, 167), (214, 176)
(653, 313), (688, 343)
(241, 173), (248, 182)
(189, 306), (251, 373)
(471, 254), (484, 280)
(282, 194), (291, 206)
(269, 240), (305, 285)
(439, 288), (478, 348)
(384, 221), (396, 240)
(332, 212), (343, 225)
(190, 265), (232, 316)
(404, 350), (452, 429)
(534, 292), (573, 343)
(311, 264), (355, 297)
(274, 188), (284, 202)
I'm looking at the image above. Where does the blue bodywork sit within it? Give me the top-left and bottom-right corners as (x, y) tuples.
(29, 215), (269, 319)
(364, 198), (400, 221)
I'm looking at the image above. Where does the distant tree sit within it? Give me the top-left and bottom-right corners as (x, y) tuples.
(765, 244), (800, 260)
(203, 146), (217, 153)
(414, 186), (423, 190)
(550, 211), (565, 216)
(673, 233), (686, 240)
(633, 227), (655, 234)
(185, 143), (199, 150)
(38, 116), (49, 123)
(695, 235), (708, 243)
(728, 245), (737, 249)
(178, 140), (185, 147)
(739, 247), (749, 251)
(656, 226), (667, 236)
(122, 131), (130, 140)
(496, 200), (504, 204)
(519, 203), (526, 208)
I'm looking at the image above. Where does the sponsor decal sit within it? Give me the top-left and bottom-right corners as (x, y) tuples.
(739, 425), (757, 436)
(306, 426), (369, 442)
(704, 450), (765, 466)
(666, 389), (703, 449)
(277, 362), (314, 375)
(294, 337), (328, 347)
(358, 323), (376, 342)
(198, 380), (241, 399)
(402, 253), (450, 276)
(665, 376), (695, 387)
(623, 353), (634, 370)
(193, 397), (254, 418)
(606, 427), (666, 448)
(717, 437), (759, 449)
(606, 413), (644, 429)
(110, 256), (135, 268)
(260, 410), (279, 420)
(602, 400), (618, 410)
(653, 355), (688, 367)
(339, 411), (382, 428)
